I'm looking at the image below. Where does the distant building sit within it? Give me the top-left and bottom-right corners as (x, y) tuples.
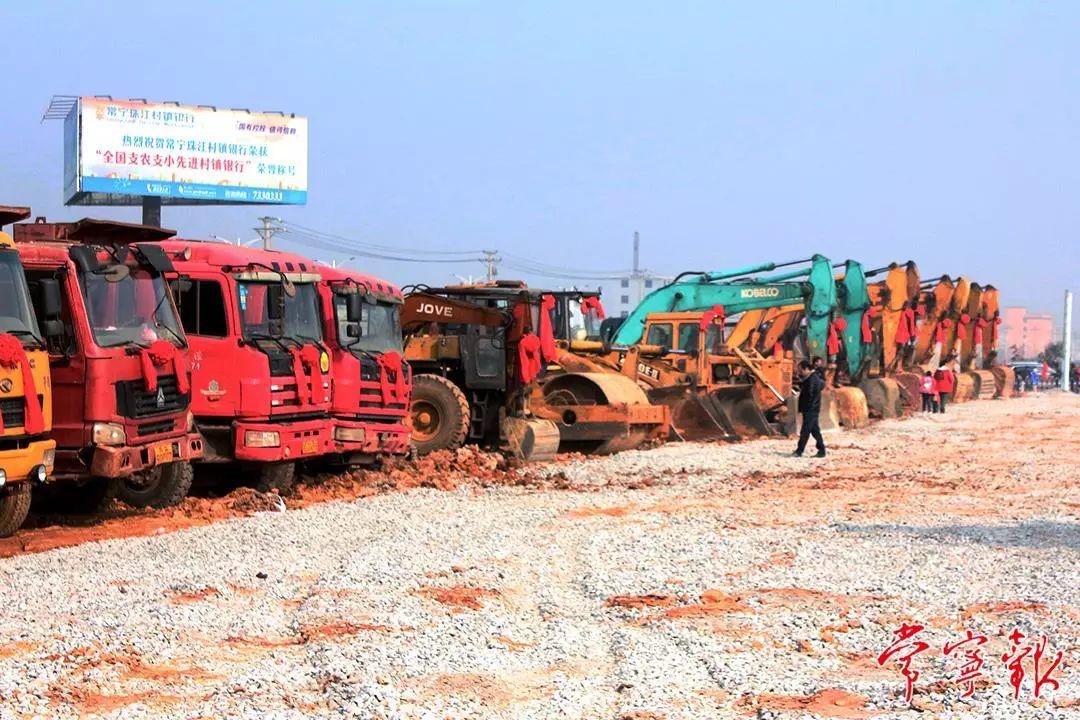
(1001, 307), (1056, 360)
(604, 272), (674, 318)
(597, 231), (675, 317)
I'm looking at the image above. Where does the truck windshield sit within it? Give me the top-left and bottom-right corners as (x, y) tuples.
(0, 249), (43, 345)
(238, 281), (323, 343)
(333, 293), (402, 354)
(79, 267), (185, 348)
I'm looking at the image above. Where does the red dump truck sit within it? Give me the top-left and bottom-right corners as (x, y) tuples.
(317, 266), (411, 465)
(15, 218), (203, 509)
(148, 240), (337, 491)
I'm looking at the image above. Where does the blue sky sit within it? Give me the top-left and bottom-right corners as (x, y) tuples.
(0, 2), (1076, 321)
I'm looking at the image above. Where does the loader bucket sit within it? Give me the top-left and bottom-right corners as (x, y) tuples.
(503, 417), (561, 462)
(646, 383), (771, 441)
(710, 385), (774, 438)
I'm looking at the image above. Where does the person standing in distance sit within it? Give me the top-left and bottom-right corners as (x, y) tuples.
(793, 359), (826, 458)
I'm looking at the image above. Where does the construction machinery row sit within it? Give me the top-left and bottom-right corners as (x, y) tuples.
(0, 205), (1012, 537)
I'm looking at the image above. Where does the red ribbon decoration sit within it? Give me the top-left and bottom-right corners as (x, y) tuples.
(518, 333), (543, 385)
(956, 313), (971, 341)
(974, 317), (989, 344)
(773, 341), (783, 357)
(580, 296), (606, 320)
(861, 307), (881, 343)
(991, 316), (1002, 345)
(0, 334), (45, 435)
(376, 351), (408, 405)
(827, 317), (847, 355)
(895, 308), (917, 345)
(139, 340), (191, 395)
(290, 345), (329, 405)
(935, 317), (952, 345)
(698, 304), (726, 344)
(539, 294), (558, 363)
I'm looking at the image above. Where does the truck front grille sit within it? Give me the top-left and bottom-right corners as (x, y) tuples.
(116, 375), (188, 419)
(0, 395), (44, 430)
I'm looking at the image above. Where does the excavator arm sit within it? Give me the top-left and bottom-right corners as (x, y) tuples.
(613, 255), (836, 350)
(401, 291), (509, 334)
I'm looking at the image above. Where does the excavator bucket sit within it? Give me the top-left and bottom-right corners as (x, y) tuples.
(503, 417), (561, 462)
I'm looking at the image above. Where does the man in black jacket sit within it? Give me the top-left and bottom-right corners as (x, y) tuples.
(794, 359), (826, 457)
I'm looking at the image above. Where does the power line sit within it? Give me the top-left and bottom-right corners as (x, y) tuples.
(278, 219), (632, 281)
(281, 220), (483, 257)
(280, 229), (475, 264)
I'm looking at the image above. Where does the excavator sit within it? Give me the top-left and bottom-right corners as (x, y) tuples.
(976, 285), (1014, 398)
(911, 275), (956, 369)
(401, 281), (668, 461)
(562, 255), (842, 440)
(852, 261), (921, 417)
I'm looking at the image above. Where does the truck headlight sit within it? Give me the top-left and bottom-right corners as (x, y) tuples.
(92, 422), (127, 446)
(186, 411), (196, 432)
(244, 430), (280, 448)
(42, 448), (55, 470)
(334, 427), (366, 443)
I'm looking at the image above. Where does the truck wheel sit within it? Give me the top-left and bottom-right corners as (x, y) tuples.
(0, 483), (31, 537)
(410, 374), (470, 455)
(256, 462), (295, 494)
(109, 462), (194, 509)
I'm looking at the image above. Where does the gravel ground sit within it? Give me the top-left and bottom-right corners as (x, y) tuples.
(0, 393), (1077, 719)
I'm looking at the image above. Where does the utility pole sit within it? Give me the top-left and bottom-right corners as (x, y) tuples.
(482, 250), (500, 283)
(1063, 290), (1073, 392)
(254, 216), (283, 250)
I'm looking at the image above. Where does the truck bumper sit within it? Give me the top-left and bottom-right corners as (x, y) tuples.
(0, 438), (56, 485)
(233, 419), (334, 463)
(90, 432), (205, 478)
(331, 418), (411, 457)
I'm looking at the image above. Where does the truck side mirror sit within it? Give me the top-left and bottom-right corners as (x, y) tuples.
(346, 324), (361, 338)
(38, 278), (62, 319)
(345, 294), (363, 322)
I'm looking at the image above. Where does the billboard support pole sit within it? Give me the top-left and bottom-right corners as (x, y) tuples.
(142, 196), (162, 228)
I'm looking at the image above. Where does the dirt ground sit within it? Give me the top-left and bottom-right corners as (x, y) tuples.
(0, 392), (1076, 719)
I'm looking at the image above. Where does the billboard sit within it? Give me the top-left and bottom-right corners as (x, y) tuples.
(64, 97), (307, 206)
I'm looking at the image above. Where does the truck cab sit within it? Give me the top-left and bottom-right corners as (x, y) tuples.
(150, 240), (334, 492)
(14, 217), (203, 510)
(318, 267), (411, 464)
(0, 207), (55, 535)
